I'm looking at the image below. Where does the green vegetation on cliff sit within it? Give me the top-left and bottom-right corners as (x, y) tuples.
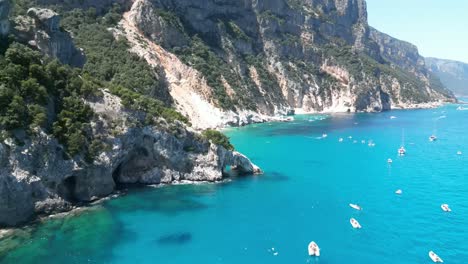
(323, 44), (436, 103)
(0, 41), (100, 157)
(1, 5), (236, 158)
(173, 36), (259, 110)
(60, 7), (167, 99)
(202, 129), (234, 151)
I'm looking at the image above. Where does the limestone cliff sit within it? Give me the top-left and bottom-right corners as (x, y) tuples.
(0, 90), (260, 227)
(8, 0), (456, 127)
(112, 0), (454, 127)
(1, 1), (261, 227)
(426, 58), (468, 96)
(12, 7), (86, 66)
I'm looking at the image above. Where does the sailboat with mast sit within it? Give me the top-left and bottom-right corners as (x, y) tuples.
(398, 129), (406, 156)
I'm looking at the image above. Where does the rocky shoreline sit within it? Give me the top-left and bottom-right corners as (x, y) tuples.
(0, 175), (241, 244)
(0, 121), (262, 228)
(0, 92), (449, 229)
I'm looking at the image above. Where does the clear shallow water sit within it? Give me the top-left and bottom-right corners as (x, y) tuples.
(2, 105), (468, 264)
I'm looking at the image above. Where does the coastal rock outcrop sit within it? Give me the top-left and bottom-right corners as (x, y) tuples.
(0, 91), (260, 227)
(13, 7), (86, 67)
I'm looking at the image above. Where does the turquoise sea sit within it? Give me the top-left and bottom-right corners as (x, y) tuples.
(2, 104), (468, 263)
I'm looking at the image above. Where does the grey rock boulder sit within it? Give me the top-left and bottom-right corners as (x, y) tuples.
(13, 7), (86, 67)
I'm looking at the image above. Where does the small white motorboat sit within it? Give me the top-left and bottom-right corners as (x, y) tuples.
(395, 189), (403, 195)
(398, 147), (406, 156)
(348, 136), (353, 139)
(350, 218), (361, 229)
(457, 151), (462, 155)
(457, 106), (468, 111)
(441, 204), (451, 212)
(339, 138), (344, 142)
(349, 204), (362, 211)
(368, 141), (376, 147)
(429, 135), (437, 142)
(308, 241), (320, 256)
(353, 140), (358, 144)
(398, 130), (406, 156)
(322, 134), (328, 138)
(429, 251), (443, 263)
(387, 158), (393, 164)
(390, 116), (397, 119)
(361, 140), (366, 144)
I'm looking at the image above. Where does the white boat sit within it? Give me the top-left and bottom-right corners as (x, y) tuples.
(361, 140), (366, 144)
(349, 204), (362, 211)
(348, 136), (353, 139)
(457, 106), (468, 111)
(322, 134), (328, 138)
(395, 189), (403, 195)
(350, 218), (361, 229)
(339, 138), (344, 142)
(387, 158), (393, 164)
(429, 118), (439, 142)
(398, 129), (406, 156)
(441, 204), (451, 212)
(398, 147), (406, 156)
(368, 141), (376, 147)
(457, 151), (462, 155)
(390, 116), (397, 119)
(429, 251), (443, 263)
(280, 117), (294, 122)
(308, 241), (320, 256)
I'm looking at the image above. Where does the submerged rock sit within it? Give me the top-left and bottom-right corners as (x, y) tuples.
(157, 232), (192, 245)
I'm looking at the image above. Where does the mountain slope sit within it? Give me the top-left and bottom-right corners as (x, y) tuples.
(426, 58), (468, 96)
(12, 0), (456, 128)
(121, 0), (454, 126)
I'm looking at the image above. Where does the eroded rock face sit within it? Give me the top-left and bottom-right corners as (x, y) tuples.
(426, 57), (468, 96)
(13, 8), (86, 67)
(0, 0), (10, 36)
(0, 174), (35, 226)
(36, 0), (130, 14)
(123, 0), (454, 124)
(0, 101), (261, 227)
(132, 0), (189, 49)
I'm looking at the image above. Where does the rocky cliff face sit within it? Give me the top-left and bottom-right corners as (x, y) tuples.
(12, 7), (85, 66)
(0, 91), (260, 227)
(113, 0), (454, 128)
(0, 0), (10, 36)
(426, 58), (468, 96)
(7, 0), (456, 127)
